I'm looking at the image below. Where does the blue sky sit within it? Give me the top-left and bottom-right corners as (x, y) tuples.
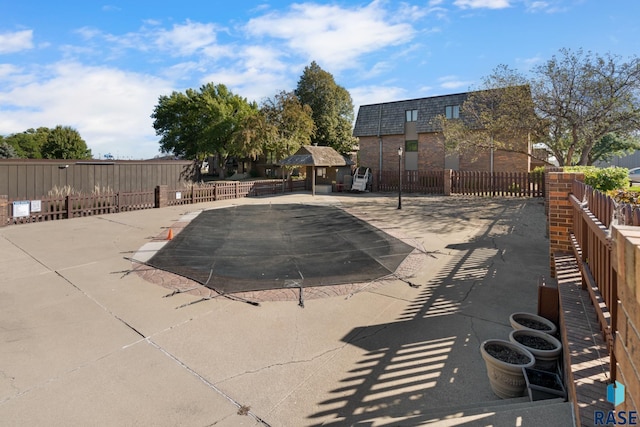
(1, 0), (638, 159)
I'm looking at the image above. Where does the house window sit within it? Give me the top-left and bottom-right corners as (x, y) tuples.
(445, 105), (460, 119)
(316, 167), (326, 178)
(266, 151), (276, 164)
(405, 109), (418, 122)
(405, 140), (418, 152)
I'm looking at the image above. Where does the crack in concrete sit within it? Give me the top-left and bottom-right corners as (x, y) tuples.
(459, 280), (481, 303)
(147, 339), (272, 427)
(217, 345), (346, 385)
(96, 216), (145, 229)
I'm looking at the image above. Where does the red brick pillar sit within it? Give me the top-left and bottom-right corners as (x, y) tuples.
(155, 185), (168, 208)
(0, 195), (8, 227)
(547, 171), (584, 277)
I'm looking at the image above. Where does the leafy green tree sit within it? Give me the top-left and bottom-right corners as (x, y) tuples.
(41, 126), (91, 159)
(151, 83), (258, 162)
(0, 140), (18, 158)
(260, 90), (315, 162)
(589, 133), (640, 165)
(4, 127), (49, 158)
(439, 50), (640, 167)
(294, 61), (357, 154)
(437, 65), (539, 164)
(532, 48), (640, 166)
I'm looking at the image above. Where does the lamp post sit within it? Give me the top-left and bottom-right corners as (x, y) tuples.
(398, 146), (403, 210)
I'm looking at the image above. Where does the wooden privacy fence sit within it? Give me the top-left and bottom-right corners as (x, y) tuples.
(376, 170), (544, 197)
(452, 171), (544, 197)
(377, 170), (444, 193)
(567, 180), (640, 383)
(3, 180), (305, 225)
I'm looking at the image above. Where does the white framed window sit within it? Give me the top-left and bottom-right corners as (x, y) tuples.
(405, 109), (418, 122)
(316, 167), (326, 178)
(445, 105), (460, 119)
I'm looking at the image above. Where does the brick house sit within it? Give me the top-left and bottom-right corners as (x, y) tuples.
(352, 90), (531, 177)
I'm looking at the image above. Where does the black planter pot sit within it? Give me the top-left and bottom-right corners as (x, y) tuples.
(523, 367), (567, 401)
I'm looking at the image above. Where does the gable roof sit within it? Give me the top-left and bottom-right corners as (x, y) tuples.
(279, 145), (354, 167)
(353, 91), (469, 137)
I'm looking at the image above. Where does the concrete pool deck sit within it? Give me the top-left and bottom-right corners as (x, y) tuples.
(0, 192), (574, 426)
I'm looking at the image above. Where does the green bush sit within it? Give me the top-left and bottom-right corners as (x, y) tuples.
(564, 166), (629, 192)
(531, 166), (546, 175)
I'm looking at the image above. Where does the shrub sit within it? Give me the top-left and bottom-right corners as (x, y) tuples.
(564, 166), (629, 192)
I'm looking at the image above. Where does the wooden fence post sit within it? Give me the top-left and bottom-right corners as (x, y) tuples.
(0, 195), (7, 227)
(443, 170), (452, 196)
(155, 185), (168, 208)
(66, 195), (72, 218)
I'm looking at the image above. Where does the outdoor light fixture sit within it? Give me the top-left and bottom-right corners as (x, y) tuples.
(398, 147), (403, 210)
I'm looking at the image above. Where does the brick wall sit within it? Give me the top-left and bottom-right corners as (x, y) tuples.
(358, 132), (530, 173)
(612, 226), (640, 413)
(358, 135), (405, 172)
(418, 133), (446, 170)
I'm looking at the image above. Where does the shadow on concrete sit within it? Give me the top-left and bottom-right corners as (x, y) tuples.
(306, 199), (554, 426)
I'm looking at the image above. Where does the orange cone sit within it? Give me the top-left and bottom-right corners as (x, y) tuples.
(167, 229), (174, 240)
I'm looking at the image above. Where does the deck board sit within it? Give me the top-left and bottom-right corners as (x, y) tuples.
(554, 253), (614, 426)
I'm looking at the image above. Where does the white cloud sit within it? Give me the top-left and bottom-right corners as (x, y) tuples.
(0, 62), (172, 159)
(524, 1), (567, 13)
(0, 30), (34, 54)
(454, 0), (511, 9)
(438, 75), (473, 90)
(154, 20), (219, 56)
(246, 1), (415, 71)
(350, 85), (408, 109)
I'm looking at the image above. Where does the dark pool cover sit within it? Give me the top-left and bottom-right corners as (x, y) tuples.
(146, 204), (414, 294)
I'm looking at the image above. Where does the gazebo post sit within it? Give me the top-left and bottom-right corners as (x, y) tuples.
(312, 165), (316, 196)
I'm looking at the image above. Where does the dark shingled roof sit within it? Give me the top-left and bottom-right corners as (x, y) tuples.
(279, 145), (354, 166)
(353, 92), (469, 137)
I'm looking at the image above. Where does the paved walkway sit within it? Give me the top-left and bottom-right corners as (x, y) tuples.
(0, 193), (573, 426)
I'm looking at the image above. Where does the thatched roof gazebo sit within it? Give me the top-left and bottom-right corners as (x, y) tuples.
(279, 145), (354, 195)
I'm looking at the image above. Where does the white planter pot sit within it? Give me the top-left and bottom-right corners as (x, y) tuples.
(509, 329), (562, 371)
(480, 339), (536, 399)
(509, 312), (557, 335)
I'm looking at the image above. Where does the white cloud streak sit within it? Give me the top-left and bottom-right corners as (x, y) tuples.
(454, 0), (511, 9)
(0, 30), (34, 54)
(246, 1), (415, 71)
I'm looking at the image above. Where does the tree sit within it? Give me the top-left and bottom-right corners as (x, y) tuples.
(41, 125), (91, 159)
(437, 65), (539, 165)
(260, 90), (315, 162)
(531, 49), (640, 166)
(294, 61), (358, 154)
(151, 83), (258, 162)
(0, 140), (18, 158)
(4, 127), (49, 158)
(589, 133), (640, 165)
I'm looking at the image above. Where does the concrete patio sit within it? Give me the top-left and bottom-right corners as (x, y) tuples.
(0, 193), (574, 426)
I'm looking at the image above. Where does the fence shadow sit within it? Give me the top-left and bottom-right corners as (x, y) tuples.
(306, 198), (549, 426)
